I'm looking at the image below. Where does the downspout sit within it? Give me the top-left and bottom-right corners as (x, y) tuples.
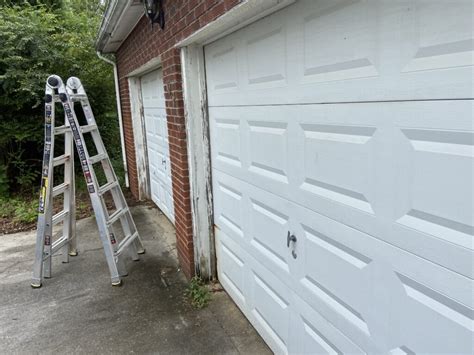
(96, 51), (129, 188)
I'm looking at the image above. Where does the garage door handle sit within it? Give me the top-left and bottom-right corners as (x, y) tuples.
(287, 231), (297, 247)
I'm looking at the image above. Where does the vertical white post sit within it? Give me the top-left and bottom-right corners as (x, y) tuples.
(181, 45), (216, 280)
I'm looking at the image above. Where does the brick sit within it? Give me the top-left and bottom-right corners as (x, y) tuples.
(115, 0), (238, 279)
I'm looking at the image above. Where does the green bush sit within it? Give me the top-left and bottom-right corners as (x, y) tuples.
(0, 1), (120, 197)
(0, 196), (38, 224)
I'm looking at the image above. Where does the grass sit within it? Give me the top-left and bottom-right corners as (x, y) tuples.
(0, 196), (38, 224)
(1, 165), (130, 234)
(185, 276), (211, 309)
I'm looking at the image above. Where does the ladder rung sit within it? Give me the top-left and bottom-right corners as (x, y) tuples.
(98, 181), (119, 196)
(53, 154), (70, 167)
(80, 124), (97, 133)
(115, 231), (138, 257)
(89, 153), (107, 164)
(52, 182), (69, 197)
(55, 125), (70, 135)
(106, 207), (128, 226)
(70, 94), (87, 102)
(52, 210), (68, 225)
(50, 235), (68, 256)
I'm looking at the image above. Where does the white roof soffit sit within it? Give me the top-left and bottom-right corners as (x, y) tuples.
(176, 0), (295, 47)
(96, 0), (144, 53)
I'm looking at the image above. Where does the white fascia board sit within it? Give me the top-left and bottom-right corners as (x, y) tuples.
(176, 0), (295, 48)
(97, 0), (144, 53)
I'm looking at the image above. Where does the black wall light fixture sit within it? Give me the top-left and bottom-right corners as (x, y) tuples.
(144, 0), (165, 29)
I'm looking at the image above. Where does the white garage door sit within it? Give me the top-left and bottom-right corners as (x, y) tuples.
(141, 69), (175, 223)
(205, 1), (473, 353)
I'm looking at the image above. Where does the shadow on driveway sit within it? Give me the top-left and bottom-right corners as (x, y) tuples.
(0, 204), (270, 354)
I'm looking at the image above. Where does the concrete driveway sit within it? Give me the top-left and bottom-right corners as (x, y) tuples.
(0, 204), (270, 354)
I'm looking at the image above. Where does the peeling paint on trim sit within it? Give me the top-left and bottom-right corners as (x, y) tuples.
(128, 76), (150, 200)
(181, 45), (216, 280)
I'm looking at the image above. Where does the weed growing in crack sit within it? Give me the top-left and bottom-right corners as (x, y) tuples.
(185, 276), (211, 309)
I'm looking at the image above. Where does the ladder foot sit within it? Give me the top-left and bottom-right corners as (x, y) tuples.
(111, 280), (123, 287)
(31, 282), (42, 289)
(137, 248), (146, 255)
(69, 251), (78, 256)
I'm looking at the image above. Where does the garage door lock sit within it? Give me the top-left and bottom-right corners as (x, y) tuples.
(287, 231), (297, 259)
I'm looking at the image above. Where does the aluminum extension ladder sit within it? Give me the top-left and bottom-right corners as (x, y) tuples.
(32, 75), (145, 288)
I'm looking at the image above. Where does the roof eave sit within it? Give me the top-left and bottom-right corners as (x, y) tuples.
(96, 0), (144, 54)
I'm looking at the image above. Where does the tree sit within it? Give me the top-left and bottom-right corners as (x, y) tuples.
(0, 2), (119, 196)
(0, 0), (63, 9)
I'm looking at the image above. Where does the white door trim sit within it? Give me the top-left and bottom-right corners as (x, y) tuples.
(179, 0), (295, 279)
(181, 45), (215, 280)
(128, 76), (149, 200)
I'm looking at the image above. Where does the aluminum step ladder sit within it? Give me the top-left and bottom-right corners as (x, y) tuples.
(32, 75), (145, 288)
(31, 76), (77, 288)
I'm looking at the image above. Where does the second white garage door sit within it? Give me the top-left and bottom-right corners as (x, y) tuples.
(205, 0), (473, 354)
(141, 69), (175, 223)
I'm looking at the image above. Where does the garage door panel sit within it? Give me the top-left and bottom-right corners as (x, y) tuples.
(395, 279), (473, 354)
(249, 270), (292, 353)
(299, 224), (372, 307)
(207, 1), (473, 353)
(249, 198), (291, 274)
(300, 0), (379, 84)
(209, 106), (294, 194)
(244, 18), (287, 90)
(205, 42), (240, 93)
(388, 223), (473, 280)
(248, 121), (289, 184)
(150, 179), (159, 202)
(214, 169), (473, 351)
(218, 235), (247, 307)
(211, 102), (472, 277)
(293, 296), (366, 355)
(225, 221), (371, 354)
(401, 0), (473, 74)
(210, 115), (243, 169)
(300, 122), (377, 215)
(298, 319), (343, 355)
(141, 70), (165, 108)
(397, 131), (473, 247)
(213, 174), (246, 242)
(218, 171), (473, 314)
(142, 69), (174, 223)
(293, 206), (473, 353)
(391, 104), (473, 277)
(213, 170), (294, 278)
(395, 154), (473, 250)
(295, 189), (473, 309)
(217, 230), (295, 354)
(206, 0), (473, 107)
(294, 224), (374, 347)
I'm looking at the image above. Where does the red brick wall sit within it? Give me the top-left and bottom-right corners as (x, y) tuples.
(116, 0), (239, 279)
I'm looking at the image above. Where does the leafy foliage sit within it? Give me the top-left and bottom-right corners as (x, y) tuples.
(185, 276), (212, 309)
(0, 196), (38, 224)
(0, 1), (121, 197)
